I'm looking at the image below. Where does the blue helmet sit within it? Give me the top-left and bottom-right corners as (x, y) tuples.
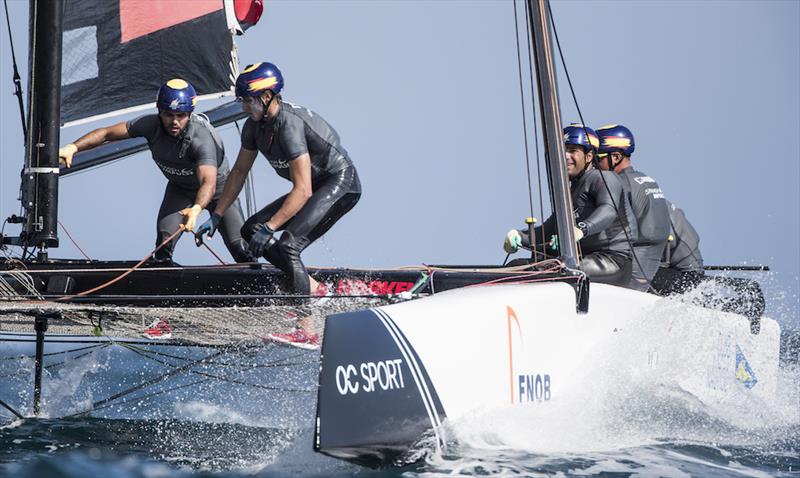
(156, 79), (197, 112)
(563, 124), (599, 152)
(596, 124), (635, 156)
(235, 62), (284, 98)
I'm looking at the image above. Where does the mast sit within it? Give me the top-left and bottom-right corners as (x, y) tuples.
(526, 0), (579, 269)
(22, 0), (63, 256)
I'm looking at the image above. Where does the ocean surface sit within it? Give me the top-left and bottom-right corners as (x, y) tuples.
(1, 336), (798, 478)
(1, 276), (799, 478)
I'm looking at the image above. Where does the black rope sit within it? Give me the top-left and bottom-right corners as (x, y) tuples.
(88, 379), (210, 414)
(512, 0), (535, 221)
(0, 398), (24, 419)
(120, 343), (315, 392)
(64, 348), (228, 417)
(2, 0), (26, 140)
(546, 1), (657, 294)
(523, 0), (548, 260)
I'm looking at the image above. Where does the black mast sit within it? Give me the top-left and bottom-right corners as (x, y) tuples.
(22, 0), (62, 257)
(526, 0), (579, 269)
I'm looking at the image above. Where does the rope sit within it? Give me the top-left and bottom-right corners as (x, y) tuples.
(53, 227), (184, 301)
(200, 241), (227, 265)
(58, 220), (92, 260)
(512, 0), (535, 220)
(523, 0), (548, 260)
(546, 2), (657, 295)
(3, 0), (26, 140)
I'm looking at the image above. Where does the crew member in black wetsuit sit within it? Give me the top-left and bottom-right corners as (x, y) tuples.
(504, 124), (638, 286)
(594, 125), (670, 291)
(196, 62), (361, 348)
(58, 79), (250, 263)
(651, 201), (705, 294)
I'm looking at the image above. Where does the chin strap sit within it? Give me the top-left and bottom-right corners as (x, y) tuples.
(259, 94), (277, 123)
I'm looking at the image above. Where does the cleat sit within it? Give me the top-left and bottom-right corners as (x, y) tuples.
(143, 318), (173, 340)
(267, 329), (320, 350)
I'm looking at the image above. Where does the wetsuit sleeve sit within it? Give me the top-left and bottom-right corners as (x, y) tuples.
(189, 123), (220, 168)
(278, 114), (309, 160)
(582, 171), (622, 235)
(240, 119), (258, 150)
(126, 114), (159, 141)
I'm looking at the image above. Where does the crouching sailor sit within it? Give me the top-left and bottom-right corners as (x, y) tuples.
(651, 201), (705, 295)
(196, 62), (361, 347)
(594, 124), (670, 291)
(503, 124), (638, 286)
(58, 79), (250, 263)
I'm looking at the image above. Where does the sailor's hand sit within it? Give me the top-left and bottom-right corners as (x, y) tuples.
(58, 143), (78, 168)
(195, 212), (222, 240)
(179, 204), (203, 232)
(248, 223), (275, 257)
(504, 229), (523, 254)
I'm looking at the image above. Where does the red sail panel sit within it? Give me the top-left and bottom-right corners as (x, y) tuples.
(119, 0), (223, 43)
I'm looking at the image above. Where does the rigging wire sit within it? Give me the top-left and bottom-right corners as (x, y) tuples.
(546, 1), (657, 294)
(2, 0), (26, 140)
(512, 0), (535, 221)
(523, 0), (548, 260)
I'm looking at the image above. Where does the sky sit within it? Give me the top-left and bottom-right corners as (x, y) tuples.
(1, 0), (798, 327)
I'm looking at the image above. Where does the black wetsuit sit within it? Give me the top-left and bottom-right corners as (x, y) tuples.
(528, 167), (638, 286)
(240, 100), (361, 294)
(652, 201), (704, 294)
(127, 114), (250, 262)
(618, 167), (670, 291)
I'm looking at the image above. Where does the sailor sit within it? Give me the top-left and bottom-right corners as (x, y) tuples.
(58, 79), (250, 263)
(196, 62), (361, 347)
(504, 124), (638, 286)
(594, 125), (670, 291)
(651, 201), (705, 294)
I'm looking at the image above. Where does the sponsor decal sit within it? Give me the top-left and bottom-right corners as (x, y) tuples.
(155, 161), (194, 176)
(335, 359), (405, 395)
(268, 158), (290, 169)
(506, 306), (552, 404)
(735, 345), (758, 389)
(518, 373), (551, 402)
(335, 279), (414, 295)
(644, 187), (665, 199)
(633, 176), (656, 185)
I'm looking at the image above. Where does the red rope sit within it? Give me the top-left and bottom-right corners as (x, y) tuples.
(53, 226), (185, 301)
(58, 220), (92, 260)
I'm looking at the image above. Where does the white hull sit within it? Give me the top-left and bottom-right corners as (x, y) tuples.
(314, 281), (780, 465)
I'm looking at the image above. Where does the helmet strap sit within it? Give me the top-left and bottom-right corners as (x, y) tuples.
(259, 93), (277, 123)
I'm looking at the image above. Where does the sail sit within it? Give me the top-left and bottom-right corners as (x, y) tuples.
(60, 0), (262, 127)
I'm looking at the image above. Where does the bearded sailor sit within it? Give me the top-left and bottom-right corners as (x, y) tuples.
(58, 79), (250, 263)
(503, 124), (639, 286)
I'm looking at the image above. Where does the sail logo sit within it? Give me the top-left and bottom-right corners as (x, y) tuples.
(735, 345), (758, 389)
(335, 359), (405, 395)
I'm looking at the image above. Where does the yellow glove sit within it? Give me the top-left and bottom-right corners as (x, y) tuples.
(574, 225), (584, 242)
(58, 143), (78, 168)
(504, 229), (523, 254)
(180, 204), (203, 232)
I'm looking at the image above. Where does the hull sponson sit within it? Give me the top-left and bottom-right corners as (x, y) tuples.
(315, 309), (445, 466)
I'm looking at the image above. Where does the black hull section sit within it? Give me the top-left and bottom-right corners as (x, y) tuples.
(314, 309), (445, 467)
(0, 258), (563, 306)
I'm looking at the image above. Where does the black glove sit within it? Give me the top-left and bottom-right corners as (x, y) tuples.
(248, 223), (275, 257)
(194, 213), (222, 246)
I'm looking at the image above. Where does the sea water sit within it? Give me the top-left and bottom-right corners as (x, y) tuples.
(1, 284), (798, 477)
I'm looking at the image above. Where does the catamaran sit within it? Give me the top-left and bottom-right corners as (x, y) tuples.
(0, 0), (779, 470)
